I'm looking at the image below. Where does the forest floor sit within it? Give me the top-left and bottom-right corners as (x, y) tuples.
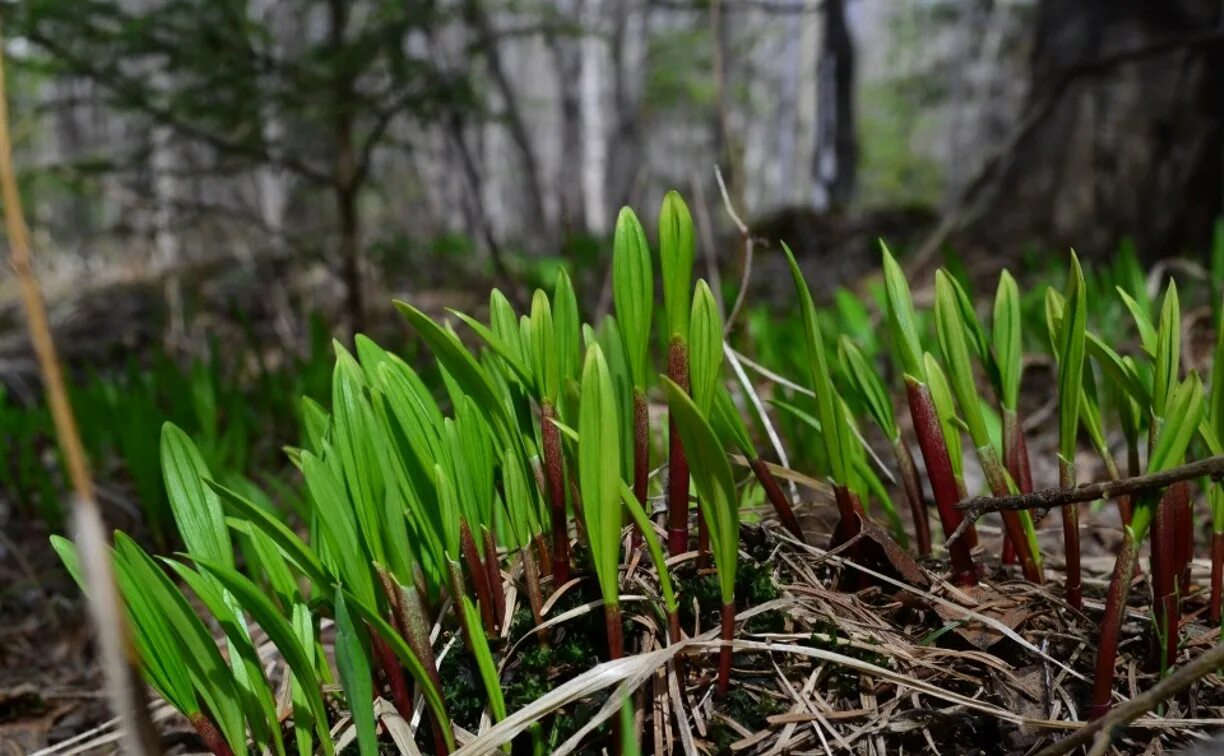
(4, 438), (1224, 754)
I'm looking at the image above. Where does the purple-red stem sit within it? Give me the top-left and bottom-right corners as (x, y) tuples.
(606, 604), (624, 660)
(541, 401), (570, 586)
(481, 526), (505, 632)
(1091, 523), (1140, 718)
(716, 601), (735, 697)
(979, 449), (1044, 584)
(1002, 409), (1032, 566)
(1176, 489), (1193, 602)
(905, 379), (977, 586)
(189, 712), (235, 756)
(1059, 457), (1082, 610)
(632, 388), (650, 550)
(893, 436), (931, 556)
(1212, 532), (1224, 624)
(459, 521), (496, 634)
(1152, 483), (1187, 676)
(667, 338), (691, 556)
(522, 547), (549, 647)
(749, 457), (807, 543)
(371, 631), (414, 721)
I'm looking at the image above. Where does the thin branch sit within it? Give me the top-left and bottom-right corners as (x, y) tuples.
(715, 165), (754, 336)
(948, 454), (1224, 547)
(1035, 637), (1224, 756)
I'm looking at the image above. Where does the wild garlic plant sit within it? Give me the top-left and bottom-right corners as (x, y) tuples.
(52, 191), (1224, 756)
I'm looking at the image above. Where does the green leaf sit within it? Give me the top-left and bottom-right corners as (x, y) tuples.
(554, 269), (581, 385)
(461, 595), (507, 722)
(1210, 307), (1224, 447)
(207, 479), (330, 590)
(529, 289), (560, 401)
(394, 301), (510, 435)
(838, 336), (896, 440)
(612, 206), (654, 389)
(1153, 281), (1181, 417)
(334, 590), (378, 756)
(992, 270), (1021, 411)
(114, 535), (247, 755)
(1056, 254), (1087, 464)
(662, 377), (737, 603)
(783, 241), (850, 485)
(711, 386), (756, 457)
(301, 451), (376, 606)
(332, 347), (387, 566)
(933, 271), (991, 450)
(578, 344), (624, 608)
(1148, 373), (1205, 475)
(923, 352), (964, 477)
(1117, 287), (1158, 356)
(196, 559), (334, 756)
(688, 280), (724, 414)
(659, 190), (695, 340)
(880, 241), (925, 380)
(160, 423), (232, 568)
(449, 308), (534, 387)
(948, 273), (1002, 396)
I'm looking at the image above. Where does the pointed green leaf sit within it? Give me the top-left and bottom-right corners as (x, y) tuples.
(161, 423), (232, 568)
(1056, 254), (1087, 464)
(993, 270), (1021, 411)
(662, 377), (737, 602)
(783, 241), (850, 484)
(554, 269), (581, 385)
(838, 336), (896, 440)
(334, 590), (378, 756)
(1153, 281), (1181, 417)
(613, 206), (654, 389)
(578, 344), (624, 607)
(659, 191), (695, 340)
(1148, 373), (1205, 475)
(688, 280), (724, 415)
(207, 479), (330, 590)
(1117, 287), (1158, 356)
(934, 271), (991, 450)
(880, 241), (925, 380)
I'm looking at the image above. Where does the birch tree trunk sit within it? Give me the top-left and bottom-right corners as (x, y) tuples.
(812, 0), (857, 211)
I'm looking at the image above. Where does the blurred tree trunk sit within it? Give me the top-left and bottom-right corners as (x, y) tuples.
(328, 0), (363, 333)
(551, 0), (587, 235)
(952, 0), (1224, 262)
(579, 0), (608, 235)
(812, 0), (856, 211)
(606, 0), (646, 212)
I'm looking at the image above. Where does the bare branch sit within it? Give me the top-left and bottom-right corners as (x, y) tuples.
(947, 454), (1224, 547)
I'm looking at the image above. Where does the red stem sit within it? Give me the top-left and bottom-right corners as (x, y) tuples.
(717, 601), (735, 697)
(1091, 524), (1140, 718)
(1002, 409), (1032, 566)
(749, 457), (807, 543)
(371, 631), (414, 722)
(522, 547), (549, 647)
(1211, 531), (1224, 625)
(894, 436), (931, 556)
(481, 526), (505, 632)
(697, 513), (710, 568)
(1059, 458), (1082, 610)
(632, 388), (650, 550)
(541, 401), (570, 585)
(1152, 483), (1187, 676)
(459, 520), (496, 634)
(1176, 488), (1193, 602)
(667, 338), (691, 556)
(606, 604), (624, 660)
(189, 712), (233, 756)
(905, 379), (977, 585)
(979, 449), (1043, 584)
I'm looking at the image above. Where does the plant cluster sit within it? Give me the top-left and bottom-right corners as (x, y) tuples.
(50, 193), (1224, 754)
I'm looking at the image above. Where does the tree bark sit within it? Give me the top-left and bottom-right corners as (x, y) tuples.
(328, 0), (363, 334)
(812, 0), (857, 210)
(949, 0), (1224, 263)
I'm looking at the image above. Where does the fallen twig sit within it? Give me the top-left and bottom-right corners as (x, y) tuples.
(948, 454), (1224, 547)
(1035, 638), (1224, 756)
